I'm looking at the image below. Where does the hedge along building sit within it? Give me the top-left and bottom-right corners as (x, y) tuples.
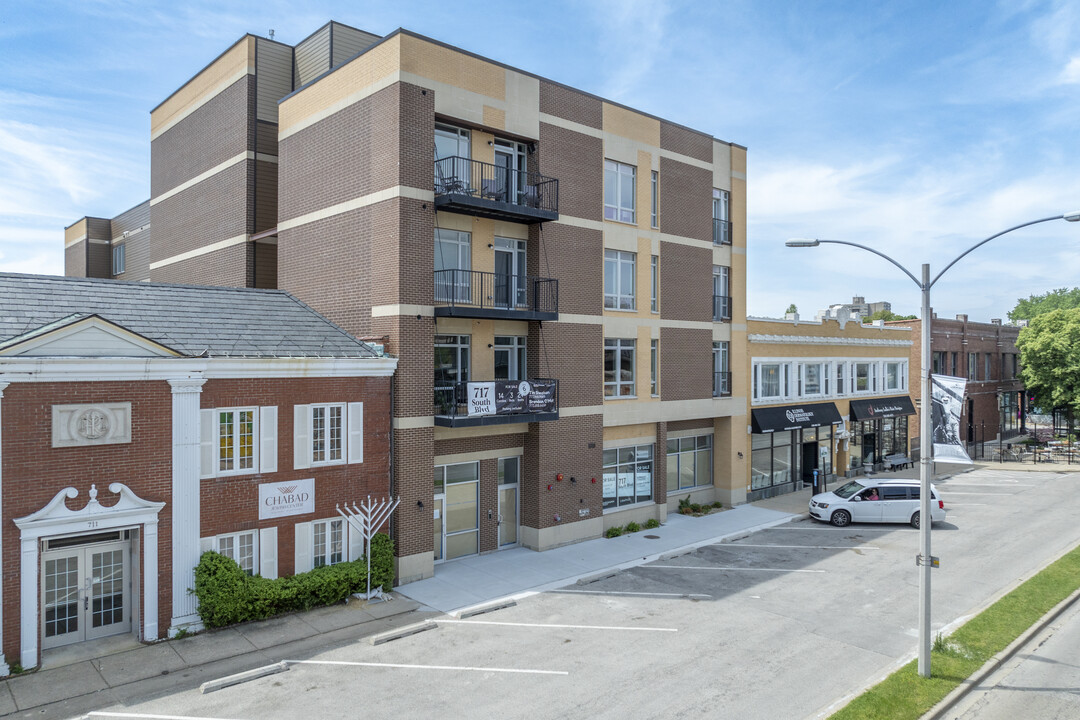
(746, 313), (915, 499)
(0, 273), (395, 672)
(65, 21), (749, 585)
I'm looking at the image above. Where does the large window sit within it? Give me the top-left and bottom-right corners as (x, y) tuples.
(435, 229), (471, 303)
(933, 351), (946, 375)
(604, 338), (636, 397)
(667, 435), (712, 491)
(215, 532), (256, 576)
(854, 362), (871, 392)
(603, 444), (653, 508)
(311, 404), (344, 465)
(756, 363), (785, 400)
(885, 362), (902, 391)
(752, 359), (906, 403)
(494, 335), (526, 381)
(604, 160), (636, 223)
(312, 518), (344, 568)
(713, 265), (731, 321)
(712, 188), (730, 245)
(434, 123), (471, 191)
(435, 335), (470, 390)
(751, 432), (792, 490)
(802, 363), (823, 396)
(218, 408), (255, 474)
(604, 249), (636, 310)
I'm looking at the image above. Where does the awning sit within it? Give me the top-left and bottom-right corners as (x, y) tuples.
(848, 395), (917, 421)
(751, 402), (843, 433)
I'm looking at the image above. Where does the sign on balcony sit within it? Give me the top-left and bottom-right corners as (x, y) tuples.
(467, 380), (557, 417)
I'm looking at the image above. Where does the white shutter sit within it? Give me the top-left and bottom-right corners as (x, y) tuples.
(260, 406), (278, 474)
(200, 537), (214, 554)
(348, 519), (364, 561)
(293, 405), (310, 470)
(347, 402), (364, 464)
(294, 521), (312, 574)
(199, 409), (216, 478)
(259, 526), (278, 579)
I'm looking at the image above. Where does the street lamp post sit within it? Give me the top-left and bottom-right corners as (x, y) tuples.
(787, 210), (1080, 678)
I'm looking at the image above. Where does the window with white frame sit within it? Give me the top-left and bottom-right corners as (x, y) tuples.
(650, 255), (658, 313)
(215, 531), (256, 576)
(651, 171), (659, 228)
(801, 362), (824, 396)
(311, 404), (344, 464)
(293, 402), (363, 470)
(885, 361), (902, 391)
(604, 338), (636, 397)
(434, 229), (471, 303)
(312, 518), (344, 568)
(217, 408), (256, 474)
(201, 406), (276, 478)
(604, 250), (636, 310)
(112, 243), (125, 275)
(757, 362), (785, 400)
(854, 362), (871, 392)
(667, 435), (713, 491)
(604, 160), (636, 223)
(836, 363), (845, 396)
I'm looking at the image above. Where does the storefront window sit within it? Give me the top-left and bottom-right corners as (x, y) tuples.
(603, 445), (653, 509)
(666, 435), (713, 492)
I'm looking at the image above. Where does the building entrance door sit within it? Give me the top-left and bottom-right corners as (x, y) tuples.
(42, 534), (130, 650)
(498, 484), (519, 547)
(801, 442), (818, 486)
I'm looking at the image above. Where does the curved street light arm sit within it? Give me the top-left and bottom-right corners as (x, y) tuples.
(816, 239), (923, 288)
(930, 215), (1066, 289)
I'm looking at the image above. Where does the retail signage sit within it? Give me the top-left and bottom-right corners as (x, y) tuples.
(467, 380), (557, 417)
(848, 395), (917, 420)
(751, 402), (843, 433)
(931, 375), (972, 464)
(259, 477), (314, 520)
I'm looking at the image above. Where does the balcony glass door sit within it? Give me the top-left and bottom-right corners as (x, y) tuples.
(494, 139), (526, 205)
(435, 229), (471, 303)
(435, 123), (471, 193)
(493, 237), (526, 308)
(494, 336), (527, 381)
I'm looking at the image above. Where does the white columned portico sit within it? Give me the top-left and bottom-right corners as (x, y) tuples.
(168, 377), (206, 634)
(0, 380), (10, 675)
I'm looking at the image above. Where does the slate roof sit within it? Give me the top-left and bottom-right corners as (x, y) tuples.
(0, 273), (381, 359)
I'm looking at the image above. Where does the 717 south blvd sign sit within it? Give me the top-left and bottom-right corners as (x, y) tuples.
(467, 380), (556, 417)
(258, 477), (314, 520)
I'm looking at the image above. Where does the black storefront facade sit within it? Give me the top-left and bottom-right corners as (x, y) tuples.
(846, 395), (917, 472)
(750, 402), (842, 501)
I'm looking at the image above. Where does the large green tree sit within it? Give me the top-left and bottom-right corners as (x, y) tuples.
(868, 309), (917, 321)
(1008, 287), (1080, 322)
(1015, 308), (1080, 413)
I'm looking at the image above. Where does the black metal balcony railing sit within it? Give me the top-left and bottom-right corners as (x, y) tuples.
(713, 218), (732, 245)
(713, 295), (732, 322)
(434, 157), (559, 223)
(434, 378), (559, 427)
(434, 270), (558, 321)
(713, 371), (732, 398)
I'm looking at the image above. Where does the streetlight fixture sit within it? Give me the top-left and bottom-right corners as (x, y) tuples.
(786, 211), (1080, 678)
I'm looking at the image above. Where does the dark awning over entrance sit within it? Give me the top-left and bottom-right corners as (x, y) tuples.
(751, 402), (843, 433)
(848, 395), (917, 421)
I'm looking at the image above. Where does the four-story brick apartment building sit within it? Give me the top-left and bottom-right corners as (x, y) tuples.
(65, 21), (750, 584)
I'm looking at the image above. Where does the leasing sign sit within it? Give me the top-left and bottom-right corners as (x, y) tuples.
(258, 477), (314, 520)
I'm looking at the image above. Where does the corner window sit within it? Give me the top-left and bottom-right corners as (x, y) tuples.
(604, 250), (636, 310)
(603, 444), (653, 509)
(604, 338), (636, 397)
(311, 404), (344, 465)
(112, 243), (125, 276)
(604, 160), (636, 223)
(666, 435), (713, 491)
(312, 518), (344, 568)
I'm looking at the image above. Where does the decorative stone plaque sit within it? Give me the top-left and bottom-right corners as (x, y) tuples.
(52, 403), (132, 448)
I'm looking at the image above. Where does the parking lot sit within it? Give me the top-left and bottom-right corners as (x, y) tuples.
(72, 468), (1080, 720)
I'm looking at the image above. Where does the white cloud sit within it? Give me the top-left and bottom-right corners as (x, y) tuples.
(1059, 56), (1080, 84)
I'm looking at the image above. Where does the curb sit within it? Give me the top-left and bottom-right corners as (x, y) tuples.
(921, 586), (1080, 719)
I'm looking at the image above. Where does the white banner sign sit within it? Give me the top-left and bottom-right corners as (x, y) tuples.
(931, 375), (972, 464)
(467, 382), (497, 416)
(259, 477), (315, 520)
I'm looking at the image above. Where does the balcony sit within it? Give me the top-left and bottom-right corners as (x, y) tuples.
(713, 371), (732, 398)
(434, 379), (559, 427)
(713, 218), (732, 245)
(434, 157), (558, 223)
(713, 295), (732, 322)
(434, 270), (558, 321)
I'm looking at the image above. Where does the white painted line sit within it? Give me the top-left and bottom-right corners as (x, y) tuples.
(88, 713), (249, 720)
(645, 565), (827, 573)
(721, 543), (880, 550)
(939, 491), (1013, 496)
(286, 659), (567, 676)
(941, 482), (1033, 486)
(439, 619), (677, 632)
(550, 589), (712, 598)
(768, 526), (896, 532)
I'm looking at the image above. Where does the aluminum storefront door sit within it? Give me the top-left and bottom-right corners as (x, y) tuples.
(498, 484), (519, 547)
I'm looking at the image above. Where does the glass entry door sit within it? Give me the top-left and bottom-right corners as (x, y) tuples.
(493, 237), (526, 308)
(42, 537), (130, 649)
(434, 462), (479, 562)
(497, 456), (520, 548)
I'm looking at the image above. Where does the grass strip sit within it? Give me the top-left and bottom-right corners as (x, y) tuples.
(830, 543), (1080, 720)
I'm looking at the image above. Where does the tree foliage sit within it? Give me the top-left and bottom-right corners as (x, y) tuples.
(785, 303), (798, 314)
(1015, 309), (1080, 414)
(1008, 287), (1080, 322)
(868, 309), (917, 321)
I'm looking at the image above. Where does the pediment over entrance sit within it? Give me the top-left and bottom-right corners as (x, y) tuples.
(14, 483), (165, 532)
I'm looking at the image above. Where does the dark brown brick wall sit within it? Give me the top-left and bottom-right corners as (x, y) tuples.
(391, 425), (434, 559)
(151, 242), (250, 287)
(658, 156), (711, 241)
(529, 222), (602, 316)
(87, 242), (111, 278)
(538, 81), (603, 129)
(538, 122), (602, 221)
(655, 421), (668, 500)
(433, 433), (524, 457)
(660, 241), (713, 322)
(372, 315), (434, 420)
(667, 418), (714, 433)
(65, 242), (86, 277)
(660, 121), (712, 163)
(522, 414), (603, 532)
(660, 327), (713, 401)
(529, 322), (603, 408)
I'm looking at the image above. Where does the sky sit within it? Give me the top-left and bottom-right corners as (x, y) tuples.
(2, 0), (1079, 320)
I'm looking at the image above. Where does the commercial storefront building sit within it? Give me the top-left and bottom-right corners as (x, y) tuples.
(747, 315), (914, 500)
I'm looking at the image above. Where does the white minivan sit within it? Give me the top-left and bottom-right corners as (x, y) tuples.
(809, 478), (946, 529)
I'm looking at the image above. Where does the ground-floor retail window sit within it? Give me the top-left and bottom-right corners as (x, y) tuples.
(667, 435), (713, 491)
(751, 432), (792, 490)
(434, 461), (479, 561)
(603, 444), (653, 509)
(849, 416), (908, 468)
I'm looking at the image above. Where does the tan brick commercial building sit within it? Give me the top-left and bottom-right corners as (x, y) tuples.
(65, 21), (749, 584)
(747, 314), (915, 499)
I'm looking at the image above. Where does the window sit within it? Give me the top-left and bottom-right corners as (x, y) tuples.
(312, 518), (344, 568)
(985, 353), (992, 381)
(1011, 353), (1018, 379)
(493, 336), (526, 381)
(434, 123), (471, 192)
(603, 444), (653, 508)
(604, 338), (636, 397)
(967, 352), (977, 380)
(885, 362), (902, 391)
(713, 342), (730, 397)
(218, 408), (256, 474)
(604, 250), (636, 310)
(713, 266), (731, 321)
(498, 456), (519, 484)
(712, 189), (730, 245)
(434, 229), (471, 302)
(758, 362), (784, 400)
(651, 171), (659, 228)
(215, 532), (256, 576)
(112, 243), (125, 275)
(311, 404), (344, 465)
(933, 351), (946, 375)
(667, 435), (713, 491)
(435, 334), (470, 390)
(650, 255), (659, 313)
(855, 362), (871, 392)
(836, 363), (845, 396)
(651, 339), (659, 396)
(604, 160), (636, 223)
(951, 352), (959, 376)
(802, 363), (823, 396)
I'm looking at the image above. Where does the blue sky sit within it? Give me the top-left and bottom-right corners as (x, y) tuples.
(2, 0), (1079, 320)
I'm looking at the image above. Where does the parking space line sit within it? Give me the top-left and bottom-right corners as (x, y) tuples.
(768, 526), (896, 532)
(439, 619), (677, 632)
(940, 491), (1017, 495)
(550, 589), (712, 598)
(722, 543), (880, 550)
(645, 565), (826, 573)
(87, 713), (249, 720)
(286, 659), (568, 676)
(940, 482), (1033, 486)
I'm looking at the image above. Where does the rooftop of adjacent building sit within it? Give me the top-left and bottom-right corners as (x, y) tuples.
(0, 273), (384, 359)
(749, 313), (912, 336)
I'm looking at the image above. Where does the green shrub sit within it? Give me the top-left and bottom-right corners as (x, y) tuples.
(193, 532), (395, 628)
(690, 503), (702, 513)
(625, 521), (641, 533)
(605, 526), (624, 538)
(712, 501), (723, 509)
(644, 518), (660, 529)
(678, 497), (691, 510)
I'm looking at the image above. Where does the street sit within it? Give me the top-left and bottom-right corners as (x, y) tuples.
(66, 468), (1080, 720)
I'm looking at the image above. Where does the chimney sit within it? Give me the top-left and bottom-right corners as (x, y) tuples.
(991, 318), (1001, 325)
(956, 314), (968, 322)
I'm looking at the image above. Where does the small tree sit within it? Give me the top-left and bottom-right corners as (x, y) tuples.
(869, 309), (917, 322)
(1016, 308), (1080, 414)
(785, 303), (798, 315)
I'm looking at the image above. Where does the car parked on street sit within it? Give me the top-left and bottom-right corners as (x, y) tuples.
(809, 478), (946, 528)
